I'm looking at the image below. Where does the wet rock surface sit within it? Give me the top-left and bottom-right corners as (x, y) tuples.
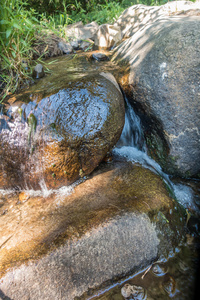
(0, 56), (125, 189)
(0, 160), (186, 299)
(113, 15), (200, 178)
(91, 52), (109, 61)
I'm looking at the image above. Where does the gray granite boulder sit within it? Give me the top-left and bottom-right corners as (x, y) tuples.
(112, 16), (200, 178)
(114, 1), (200, 38)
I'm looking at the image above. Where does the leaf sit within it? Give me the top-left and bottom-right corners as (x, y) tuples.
(12, 43), (17, 51)
(160, 212), (169, 223)
(24, 19), (33, 26)
(0, 53), (11, 65)
(11, 51), (16, 58)
(32, 16), (39, 22)
(47, 59), (58, 65)
(186, 209), (191, 225)
(6, 28), (12, 39)
(0, 20), (10, 25)
(12, 23), (22, 31)
(44, 45), (48, 53)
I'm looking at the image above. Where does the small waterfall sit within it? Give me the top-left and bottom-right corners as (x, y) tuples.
(115, 95), (165, 178)
(115, 96), (196, 212)
(117, 96), (145, 151)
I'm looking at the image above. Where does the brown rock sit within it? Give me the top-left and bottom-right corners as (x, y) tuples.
(0, 161), (185, 299)
(0, 73), (125, 189)
(18, 192), (30, 202)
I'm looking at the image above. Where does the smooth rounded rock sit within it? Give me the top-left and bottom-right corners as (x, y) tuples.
(113, 16), (200, 178)
(91, 52), (109, 61)
(0, 160), (186, 299)
(0, 73), (125, 189)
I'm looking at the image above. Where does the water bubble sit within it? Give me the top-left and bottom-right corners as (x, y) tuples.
(151, 263), (168, 277)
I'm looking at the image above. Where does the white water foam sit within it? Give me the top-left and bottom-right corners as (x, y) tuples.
(172, 183), (197, 211)
(114, 146), (196, 211)
(114, 146), (163, 175)
(30, 179), (80, 199)
(115, 99), (196, 211)
(0, 189), (16, 196)
(0, 179), (80, 201)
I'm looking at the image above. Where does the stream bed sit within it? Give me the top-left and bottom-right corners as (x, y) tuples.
(0, 52), (200, 300)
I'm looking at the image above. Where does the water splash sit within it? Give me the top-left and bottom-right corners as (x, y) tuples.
(172, 183), (198, 212)
(0, 179), (79, 200)
(29, 178), (80, 199)
(115, 99), (196, 211)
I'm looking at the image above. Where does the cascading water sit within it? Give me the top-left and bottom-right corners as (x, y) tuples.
(114, 95), (197, 213)
(116, 96), (145, 151)
(114, 95), (169, 181)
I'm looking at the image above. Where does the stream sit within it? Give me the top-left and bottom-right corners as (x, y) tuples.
(0, 52), (200, 299)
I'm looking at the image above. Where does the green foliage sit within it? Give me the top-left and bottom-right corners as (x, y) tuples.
(0, 0), (39, 101)
(71, 0), (126, 24)
(0, 0), (68, 102)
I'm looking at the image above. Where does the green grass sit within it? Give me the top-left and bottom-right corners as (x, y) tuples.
(0, 0), (68, 102)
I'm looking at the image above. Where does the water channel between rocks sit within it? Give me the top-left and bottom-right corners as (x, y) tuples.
(0, 52), (200, 300)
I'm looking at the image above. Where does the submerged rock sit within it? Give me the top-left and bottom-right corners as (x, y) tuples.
(0, 72), (124, 189)
(91, 52), (109, 61)
(121, 283), (146, 299)
(113, 15), (200, 178)
(0, 160), (186, 299)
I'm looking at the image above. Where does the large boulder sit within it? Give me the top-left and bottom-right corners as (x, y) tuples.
(94, 24), (122, 49)
(64, 21), (99, 41)
(0, 72), (125, 189)
(112, 15), (200, 178)
(114, 1), (200, 38)
(0, 160), (186, 299)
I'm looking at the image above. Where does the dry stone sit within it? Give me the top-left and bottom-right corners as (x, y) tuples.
(114, 1), (200, 38)
(94, 24), (122, 49)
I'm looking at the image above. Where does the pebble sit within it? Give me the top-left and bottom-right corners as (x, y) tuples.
(121, 283), (146, 299)
(70, 40), (79, 50)
(18, 192), (30, 202)
(58, 41), (73, 54)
